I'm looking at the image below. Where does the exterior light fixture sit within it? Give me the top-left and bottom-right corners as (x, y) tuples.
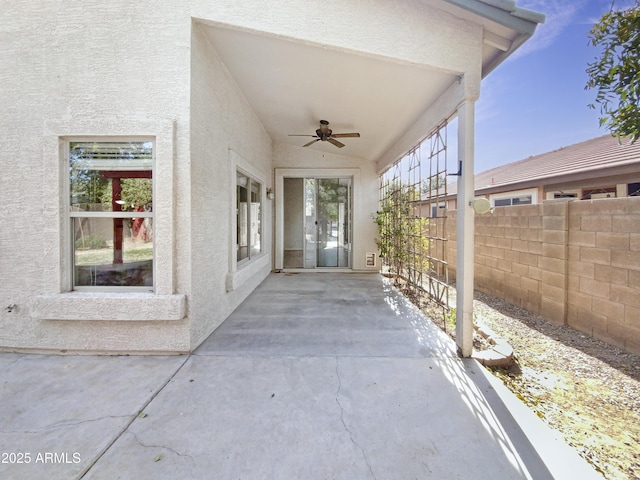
(470, 197), (491, 214)
(266, 187), (274, 200)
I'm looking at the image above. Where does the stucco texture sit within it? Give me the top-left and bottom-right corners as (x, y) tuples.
(1, 0), (485, 353)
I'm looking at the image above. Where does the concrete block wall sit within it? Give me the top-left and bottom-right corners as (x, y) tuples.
(566, 197), (640, 354)
(445, 197), (640, 355)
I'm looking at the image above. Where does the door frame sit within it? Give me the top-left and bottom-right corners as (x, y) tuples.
(274, 168), (360, 271)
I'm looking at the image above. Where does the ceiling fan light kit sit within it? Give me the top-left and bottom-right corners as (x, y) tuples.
(289, 120), (360, 148)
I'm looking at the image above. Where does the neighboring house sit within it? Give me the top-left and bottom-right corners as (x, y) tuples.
(0, 1), (543, 353)
(444, 135), (640, 209)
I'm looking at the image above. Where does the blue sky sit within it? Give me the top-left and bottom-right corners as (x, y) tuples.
(472, 0), (634, 173)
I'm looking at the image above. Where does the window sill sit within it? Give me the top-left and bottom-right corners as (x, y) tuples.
(226, 254), (270, 292)
(30, 292), (186, 321)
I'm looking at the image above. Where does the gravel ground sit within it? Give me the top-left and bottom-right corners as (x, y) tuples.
(390, 273), (640, 479)
(425, 288), (640, 480)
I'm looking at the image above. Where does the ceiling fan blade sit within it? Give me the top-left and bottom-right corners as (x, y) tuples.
(289, 134), (317, 137)
(327, 138), (345, 148)
(331, 133), (360, 138)
(303, 138), (321, 147)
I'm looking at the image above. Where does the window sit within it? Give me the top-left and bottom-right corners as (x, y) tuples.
(629, 183), (640, 196)
(430, 204), (446, 218)
(236, 171), (261, 262)
(69, 140), (153, 289)
(494, 195), (532, 207)
(491, 189), (537, 207)
(582, 187), (615, 200)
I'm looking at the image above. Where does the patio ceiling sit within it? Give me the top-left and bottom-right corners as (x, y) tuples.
(199, 1), (544, 164)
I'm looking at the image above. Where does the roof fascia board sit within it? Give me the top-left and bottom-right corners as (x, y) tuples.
(442, 0), (543, 35)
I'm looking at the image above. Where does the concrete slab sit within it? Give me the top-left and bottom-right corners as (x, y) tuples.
(197, 273), (456, 358)
(0, 273), (602, 479)
(0, 353), (186, 480)
(84, 355), (537, 480)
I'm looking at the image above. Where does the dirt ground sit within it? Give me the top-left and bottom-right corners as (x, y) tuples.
(418, 288), (640, 480)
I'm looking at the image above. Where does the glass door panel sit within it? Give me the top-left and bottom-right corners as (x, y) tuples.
(304, 179), (317, 268)
(301, 177), (352, 268)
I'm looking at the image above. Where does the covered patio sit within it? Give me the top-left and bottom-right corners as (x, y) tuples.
(4, 0), (550, 355)
(1, 273), (600, 479)
(196, 0), (548, 356)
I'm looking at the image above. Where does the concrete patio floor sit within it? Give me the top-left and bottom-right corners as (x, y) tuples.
(0, 273), (601, 479)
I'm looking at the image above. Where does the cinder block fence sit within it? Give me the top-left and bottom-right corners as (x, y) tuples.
(445, 197), (640, 355)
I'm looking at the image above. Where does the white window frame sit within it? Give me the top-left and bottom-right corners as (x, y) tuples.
(546, 189), (580, 200)
(65, 137), (155, 293)
(31, 123), (184, 324)
(236, 170), (263, 264)
(227, 150), (269, 292)
(490, 188), (537, 207)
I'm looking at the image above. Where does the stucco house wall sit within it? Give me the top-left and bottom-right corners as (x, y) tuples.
(189, 22), (274, 348)
(2, 2), (192, 353)
(1, 0), (540, 353)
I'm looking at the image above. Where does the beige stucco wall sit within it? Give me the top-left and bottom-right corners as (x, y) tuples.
(446, 197), (640, 355)
(191, 0), (480, 72)
(189, 23), (273, 348)
(1, 2), (192, 353)
(0, 0), (485, 353)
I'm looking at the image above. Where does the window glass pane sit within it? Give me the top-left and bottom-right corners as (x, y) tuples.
(237, 173), (248, 188)
(69, 140), (153, 289)
(250, 180), (261, 257)
(70, 176), (153, 213)
(512, 195), (532, 205)
(236, 172), (262, 262)
(70, 141), (153, 169)
(70, 142), (152, 212)
(494, 198), (511, 207)
(237, 173), (249, 262)
(73, 217), (153, 287)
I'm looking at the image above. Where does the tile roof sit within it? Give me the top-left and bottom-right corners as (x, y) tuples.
(448, 135), (640, 195)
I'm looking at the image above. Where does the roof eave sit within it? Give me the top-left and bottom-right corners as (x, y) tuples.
(441, 0), (545, 77)
(481, 31), (531, 78)
(474, 162), (640, 194)
(442, 0), (545, 35)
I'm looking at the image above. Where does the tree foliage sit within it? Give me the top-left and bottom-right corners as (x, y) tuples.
(586, 1), (640, 142)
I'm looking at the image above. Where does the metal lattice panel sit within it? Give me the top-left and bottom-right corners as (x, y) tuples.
(378, 122), (449, 312)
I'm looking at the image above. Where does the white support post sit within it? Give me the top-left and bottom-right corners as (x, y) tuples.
(456, 100), (475, 357)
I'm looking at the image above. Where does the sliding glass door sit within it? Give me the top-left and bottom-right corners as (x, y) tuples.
(304, 178), (351, 268)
